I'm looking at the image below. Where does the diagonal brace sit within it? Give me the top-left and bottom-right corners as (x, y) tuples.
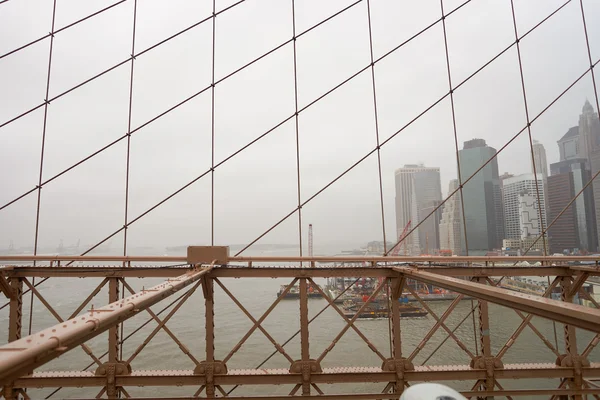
(495, 276), (561, 359)
(120, 279), (200, 366)
(125, 280), (201, 365)
(22, 278), (103, 367)
(308, 278), (386, 362)
(0, 274), (15, 300)
(222, 278), (298, 364)
(214, 278), (294, 364)
(69, 278), (109, 320)
(406, 285), (474, 359)
(316, 280), (386, 364)
(409, 291), (465, 361)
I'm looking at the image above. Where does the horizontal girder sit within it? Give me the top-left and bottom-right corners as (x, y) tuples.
(13, 363), (600, 387)
(0, 265), (575, 278)
(0, 254), (598, 263)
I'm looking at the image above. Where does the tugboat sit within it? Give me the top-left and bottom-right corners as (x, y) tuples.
(342, 296), (428, 319)
(277, 281), (324, 299)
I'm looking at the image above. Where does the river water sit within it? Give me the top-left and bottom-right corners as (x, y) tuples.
(1, 246), (598, 398)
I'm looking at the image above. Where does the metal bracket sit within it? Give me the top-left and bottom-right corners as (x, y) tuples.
(290, 359), (322, 395)
(194, 360), (228, 376)
(470, 356), (503, 391)
(194, 361), (227, 397)
(556, 354), (590, 389)
(290, 359), (322, 375)
(382, 358), (414, 383)
(95, 362), (131, 398)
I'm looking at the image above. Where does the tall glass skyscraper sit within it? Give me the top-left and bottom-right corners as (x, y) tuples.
(458, 139), (505, 254)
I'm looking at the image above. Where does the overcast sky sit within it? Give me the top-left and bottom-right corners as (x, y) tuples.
(1, 0), (599, 253)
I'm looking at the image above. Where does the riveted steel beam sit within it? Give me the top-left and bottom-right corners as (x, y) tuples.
(394, 267), (600, 332)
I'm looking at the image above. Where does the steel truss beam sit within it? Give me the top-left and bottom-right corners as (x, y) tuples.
(11, 363), (600, 387)
(1, 259), (599, 398)
(394, 267), (600, 332)
(1, 265), (572, 278)
(0, 265), (213, 384)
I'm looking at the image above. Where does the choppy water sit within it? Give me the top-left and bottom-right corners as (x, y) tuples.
(1, 247), (598, 398)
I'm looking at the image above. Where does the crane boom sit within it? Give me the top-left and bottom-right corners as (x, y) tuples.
(390, 220), (411, 256)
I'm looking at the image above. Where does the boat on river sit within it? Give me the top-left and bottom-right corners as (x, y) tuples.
(341, 297), (428, 319)
(277, 282), (324, 299)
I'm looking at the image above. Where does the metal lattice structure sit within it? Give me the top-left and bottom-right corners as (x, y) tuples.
(1, 0), (600, 398)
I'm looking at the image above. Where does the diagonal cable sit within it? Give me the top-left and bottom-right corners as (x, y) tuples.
(0, 0), (367, 216)
(509, 0), (548, 256)
(365, 0), (388, 254)
(0, 0), (247, 130)
(237, 0), (576, 257)
(440, 0), (470, 257)
(0, 1), (127, 61)
(291, 0), (304, 261)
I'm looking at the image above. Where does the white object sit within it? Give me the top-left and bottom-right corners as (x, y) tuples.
(399, 383), (467, 400)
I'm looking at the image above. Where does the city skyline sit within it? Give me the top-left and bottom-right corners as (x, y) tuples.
(392, 99), (599, 256)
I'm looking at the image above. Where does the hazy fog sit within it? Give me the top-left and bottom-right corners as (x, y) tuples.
(1, 0), (599, 254)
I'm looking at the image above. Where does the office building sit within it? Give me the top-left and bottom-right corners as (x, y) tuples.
(547, 173), (579, 253)
(438, 179), (462, 256)
(550, 159), (597, 252)
(532, 140), (548, 179)
(502, 173), (546, 241)
(458, 139), (505, 253)
(394, 165), (442, 254)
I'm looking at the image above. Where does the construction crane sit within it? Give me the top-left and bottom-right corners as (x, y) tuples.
(389, 220), (412, 257)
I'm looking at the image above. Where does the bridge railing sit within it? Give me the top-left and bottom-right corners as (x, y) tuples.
(0, 255), (599, 399)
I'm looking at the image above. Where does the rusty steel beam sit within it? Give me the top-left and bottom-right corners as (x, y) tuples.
(0, 254), (597, 263)
(3, 265), (572, 279)
(0, 265), (213, 384)
(571, 266), (600, 275)
(11, 364), (600, 388)
(394, 267), (600, 332)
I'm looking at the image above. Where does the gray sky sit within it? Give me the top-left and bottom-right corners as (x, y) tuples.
(1, 0), (599, 253)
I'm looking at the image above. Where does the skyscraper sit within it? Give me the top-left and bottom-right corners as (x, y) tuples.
(438, 179), (462, 256)
(458, 139), (504, 253)
(502, 173), (546, 241)
(394, 165), (442, 254)
(550, 159), (598, 252)
(547, 173), (579, 254)
(532, 140), (548, 179)
(581, 100), (600, 249)
(557, 126), (580, 162)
